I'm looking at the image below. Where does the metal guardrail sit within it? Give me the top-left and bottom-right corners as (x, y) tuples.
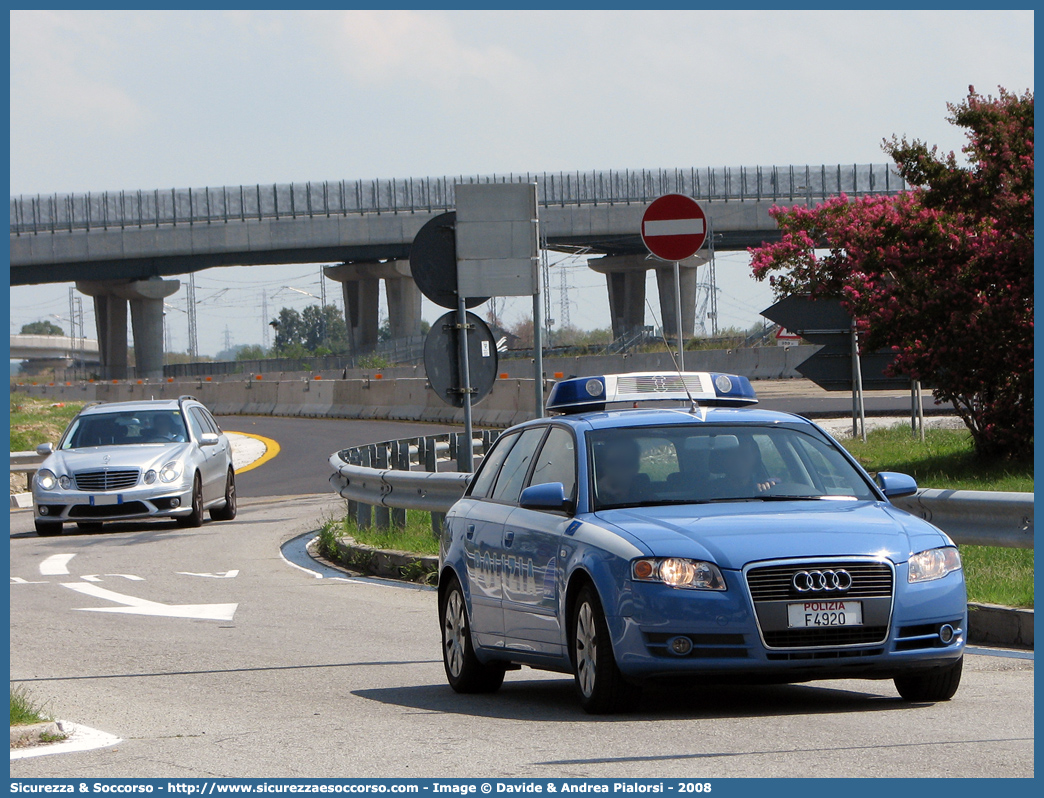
(328, 436), (1034, 549)
(891, 490), (1034, 549)
(11, 164), (907, 235)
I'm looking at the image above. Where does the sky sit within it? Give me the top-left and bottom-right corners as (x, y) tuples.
(8, 9), (1034, 358)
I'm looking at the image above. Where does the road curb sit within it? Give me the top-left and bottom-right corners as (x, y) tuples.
(10, 492), (32, 509)
(324, 535), (438, 584)
(10, 721), (65, 748)
(968, 602), (1034, 649)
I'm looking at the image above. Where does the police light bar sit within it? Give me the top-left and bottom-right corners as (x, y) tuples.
(545, 372), (757, 414)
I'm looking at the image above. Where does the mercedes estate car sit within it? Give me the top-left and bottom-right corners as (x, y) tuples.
(438, 372), (966, 714)
(32, 396), (236, 535)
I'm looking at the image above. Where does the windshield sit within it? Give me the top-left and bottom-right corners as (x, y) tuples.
(61, 410), (188, 449)
(589, 424), (876, 510)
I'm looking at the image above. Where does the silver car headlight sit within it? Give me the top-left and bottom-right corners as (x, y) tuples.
(632, 557), (727, 590)
(58, 475), (73, 489)
(159, 461), (182, 483)
(144, 470), (157, 484)
(908, 547), (962, 583)
(36, 469), (58, 491)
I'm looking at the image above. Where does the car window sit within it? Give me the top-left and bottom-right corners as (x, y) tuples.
(61, 410), (187, 448)
(589, 425), (876, 510)
(527, 426), (577, 501)
(186, 408), (209, 440)
(489, 427), (547, 504)
(469, 432), (519, 499)
(197, 407), (221, 434)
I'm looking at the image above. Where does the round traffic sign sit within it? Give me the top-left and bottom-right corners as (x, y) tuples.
(424, 311), (499, 408)
(640, 194), (708, 262)
(409, 212), (488, 310)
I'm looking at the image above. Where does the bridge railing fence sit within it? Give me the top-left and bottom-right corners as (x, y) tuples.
(11, 164), (907, 235)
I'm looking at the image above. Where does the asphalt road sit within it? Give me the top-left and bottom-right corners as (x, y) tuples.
(8, 482), (1035, 779)
(222, 416), (454, 498)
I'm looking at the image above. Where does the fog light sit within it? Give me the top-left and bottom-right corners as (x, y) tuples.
(669, 636), (693, 656)
(170, 498), (180, 508)
(939, 624), (955, 644)
(38, 506), (49, 516)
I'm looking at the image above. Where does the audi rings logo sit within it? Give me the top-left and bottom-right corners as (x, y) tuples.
(792, 569), (853, 592)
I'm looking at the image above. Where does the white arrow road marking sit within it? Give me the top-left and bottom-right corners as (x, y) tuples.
(11, 577), (48, 584)
(81, 574), (145, 582)
(40, 554), (76, 575)
(61, 582), (238, 621)
(176, 570), (239, 579)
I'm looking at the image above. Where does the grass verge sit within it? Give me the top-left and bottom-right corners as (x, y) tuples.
(319, 511), (439, 584)
(11, 685), (52, 726)
(960, 546), (1034, 608)
(839, 424), (1033, 492)
(10, 393), (84, 452)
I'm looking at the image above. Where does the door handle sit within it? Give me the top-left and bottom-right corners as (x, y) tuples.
(466, 524), (476, 540)
(504, 530), (515, 548)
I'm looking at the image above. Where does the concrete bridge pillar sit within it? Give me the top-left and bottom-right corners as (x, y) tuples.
(655, 255), (707, 340)
(324, 260), (423, 351)
(588, 255), (649, 339)
(77, 278), (180, 380)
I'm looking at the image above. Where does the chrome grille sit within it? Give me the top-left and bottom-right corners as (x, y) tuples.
(74, 469), (140, 492)
(746, 560), (893, 601)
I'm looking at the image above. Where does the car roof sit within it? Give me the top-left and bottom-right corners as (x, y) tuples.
(79, 399), (193, 415)
(531, 406), (815, 432)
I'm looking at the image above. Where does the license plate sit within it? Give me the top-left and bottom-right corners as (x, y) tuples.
(90, 494), (121, 506)
(787, 600), (863, 628)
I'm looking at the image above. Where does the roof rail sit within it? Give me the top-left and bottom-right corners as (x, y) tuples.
(176, 395), (198, 413)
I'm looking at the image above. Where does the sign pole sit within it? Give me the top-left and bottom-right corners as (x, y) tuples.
(851, 323), (866, 442)
(674, 260), (685, 370)
(533, 289), (544, 418)
(456, 295), (474, 472)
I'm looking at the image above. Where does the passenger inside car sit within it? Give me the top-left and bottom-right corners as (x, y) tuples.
(710, 435), (780, 497)
(594, 437), (649, 507)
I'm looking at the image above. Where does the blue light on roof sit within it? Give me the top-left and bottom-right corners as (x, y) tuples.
(545, 372), (757, 414)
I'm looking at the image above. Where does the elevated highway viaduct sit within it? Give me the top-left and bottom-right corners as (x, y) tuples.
(11, 164), (906, 379)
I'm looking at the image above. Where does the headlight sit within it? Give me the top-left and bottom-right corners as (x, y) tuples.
(908, 547), (962, 583)
(144, 470), (157, 484)
(36, 469), (58, 491)
(632, 557), (727, 590)
(159, 462), (182, 483)
(58, 475), (72, 489)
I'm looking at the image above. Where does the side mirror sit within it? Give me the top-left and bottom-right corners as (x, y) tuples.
(519, 482), (571, 513)
(36, 442), (54, 456)
(199, 432), (220, 447)
(876, 471), (918, 498)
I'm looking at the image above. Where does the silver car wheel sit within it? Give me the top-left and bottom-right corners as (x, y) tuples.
(443, 589), (467, 679)
(575, 601), (598, 698)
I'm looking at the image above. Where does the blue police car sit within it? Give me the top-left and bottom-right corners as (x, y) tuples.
(438, 373), (966, 713)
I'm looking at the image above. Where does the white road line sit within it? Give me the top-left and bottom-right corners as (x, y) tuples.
(61, 582), (238, 621)
(39, 553), (76, 576)
(176, 570), (239, 579)
(10, 721), (121, 760)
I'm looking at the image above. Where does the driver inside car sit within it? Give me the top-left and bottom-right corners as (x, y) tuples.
(595, 437), (649, 507)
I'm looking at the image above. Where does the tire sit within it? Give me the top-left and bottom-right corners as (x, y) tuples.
(34, 519), (63, 536)
(439, 575), (506, 694)
(571, 584), (640, 714)
(209, 469), (237, 521)
(894, 656), (963, 702)
(76, 521), (104, 531)
(176, 473), (204, 528)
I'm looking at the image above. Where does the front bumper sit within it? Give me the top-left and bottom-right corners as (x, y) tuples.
(608, 565), (967, 682)
(33, 481), (195, 523)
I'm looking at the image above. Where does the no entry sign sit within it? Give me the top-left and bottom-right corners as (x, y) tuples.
(641, 194), (708, 261)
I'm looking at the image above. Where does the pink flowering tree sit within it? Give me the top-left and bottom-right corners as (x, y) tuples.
(750, 87), (1033, 460)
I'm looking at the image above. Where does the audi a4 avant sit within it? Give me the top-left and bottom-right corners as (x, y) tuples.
(438, 372), (967, 713)
(32, 396), (236, 535)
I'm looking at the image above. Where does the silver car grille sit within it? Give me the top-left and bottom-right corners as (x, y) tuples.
(74, 469), (140, 492)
